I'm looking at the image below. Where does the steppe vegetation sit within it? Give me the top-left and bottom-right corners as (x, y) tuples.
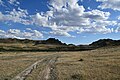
(0, 46), (120, 80)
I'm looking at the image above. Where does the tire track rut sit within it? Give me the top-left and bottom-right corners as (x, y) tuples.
(12, 54), (59, 80)
(38, 56), (59, 80)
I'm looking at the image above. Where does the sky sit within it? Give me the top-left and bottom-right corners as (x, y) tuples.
(0, 0), (120, 44)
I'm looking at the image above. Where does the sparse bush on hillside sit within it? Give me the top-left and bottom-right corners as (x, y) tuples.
(71, 74), (83, 80)
(78, 59), (83, 61)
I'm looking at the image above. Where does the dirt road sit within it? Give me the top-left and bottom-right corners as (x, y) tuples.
(12, 54), (59, 80)
(38, 56), (58, 80)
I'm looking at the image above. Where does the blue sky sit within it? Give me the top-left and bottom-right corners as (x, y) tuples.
(0, 0), (120, 44)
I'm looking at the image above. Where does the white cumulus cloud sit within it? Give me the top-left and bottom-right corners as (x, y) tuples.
(96, 0), (120, 11)
(0, 8), (31, 25)
(8, 0), (20, 6)
(0, 0), (4, 6)
(31, 0), (117, 37)
(0, 0), (119, 38)
(0, 29), (43, 39)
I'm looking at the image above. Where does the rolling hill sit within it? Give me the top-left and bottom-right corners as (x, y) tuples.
(90, 39), (120, 48)
(0, 38), (120, 51)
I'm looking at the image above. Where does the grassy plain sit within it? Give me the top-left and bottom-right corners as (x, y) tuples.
(0, 46), (120, 80)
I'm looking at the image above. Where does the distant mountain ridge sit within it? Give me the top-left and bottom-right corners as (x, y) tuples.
(0, 38), (66, 45)
(34, 38), (66, 45)
(0, 38), (120, 46)
(0, 38), (35, 43)
(90, 39), (120, 48)
(0, 38), (120, 51)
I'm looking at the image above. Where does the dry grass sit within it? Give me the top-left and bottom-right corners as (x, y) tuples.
(56, 46), (120, 80)
(0, 52), (55, 80)
(0, 46), (120, 80)
(0, 43), (65, 51)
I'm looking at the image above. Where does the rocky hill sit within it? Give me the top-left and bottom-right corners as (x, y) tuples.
(0, 38), (68, 51)
(34, 38), (66, 45)
(0, 38), (120, 51)
(90, 39), (120, 48)
(0, 38), (66, 45)
(0, 38), (35, 43)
